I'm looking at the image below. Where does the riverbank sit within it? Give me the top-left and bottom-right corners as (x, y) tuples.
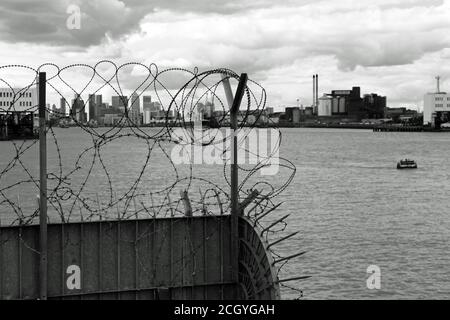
(53, 122), (449, 132)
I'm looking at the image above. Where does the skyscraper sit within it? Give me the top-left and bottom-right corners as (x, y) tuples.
(71, 95), (87, 123)
(88, 94), (103, 122)
(112, 95), (127, 114)
(143, 95), (152, 124)
(60, 97), (67, 116)
(96, 95), (102, 108)
(151, 101), (161, 119)
(129, 93), (141, 126)
(88, 94), (97, 122)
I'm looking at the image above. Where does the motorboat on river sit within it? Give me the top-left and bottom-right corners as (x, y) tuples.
(397, 159), (418, 169)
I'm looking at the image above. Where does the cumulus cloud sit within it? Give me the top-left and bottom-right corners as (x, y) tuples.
(0, 0), (151, 46)
(1, 0), (449, 71)
(0, 0), (315, 46)
(129, 0), (450, 73)
(1, 0), (450, 108)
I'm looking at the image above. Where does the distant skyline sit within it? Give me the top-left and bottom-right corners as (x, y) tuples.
(2, 0), (450, 111)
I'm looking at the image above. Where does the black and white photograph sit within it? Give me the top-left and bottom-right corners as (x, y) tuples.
(0, 0), (449, 310)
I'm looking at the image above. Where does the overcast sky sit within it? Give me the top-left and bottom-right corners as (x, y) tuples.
(1, 0), (450, 110)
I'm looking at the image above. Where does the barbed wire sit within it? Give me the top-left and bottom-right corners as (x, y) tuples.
(0, 61), (303, 299)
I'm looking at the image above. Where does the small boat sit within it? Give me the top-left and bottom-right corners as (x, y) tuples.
(397, 159), (417, 169)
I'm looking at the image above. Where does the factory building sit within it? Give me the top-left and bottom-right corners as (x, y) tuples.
(363, 93), (386, 119)
(317, 87), (386, 120)
(423, 76), (450, 127)
(0, 88), (38, 139)
(318, 94), (332, 116)
(423, 93), (450, 127)
(285, 107), (301, 123)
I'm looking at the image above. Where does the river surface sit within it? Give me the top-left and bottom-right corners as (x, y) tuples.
(1, 127), (449, 299)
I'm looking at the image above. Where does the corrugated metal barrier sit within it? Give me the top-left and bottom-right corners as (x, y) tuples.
(0, 215), (279, 300)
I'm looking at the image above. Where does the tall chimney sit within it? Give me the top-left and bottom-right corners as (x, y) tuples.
(436, 75), (441, 93)
(313, 75), (316, 107)
(313, 75), (317, 107)
(316, 74), (319, 109)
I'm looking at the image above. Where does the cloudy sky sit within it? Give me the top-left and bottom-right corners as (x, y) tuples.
(1, 0), (450, 110)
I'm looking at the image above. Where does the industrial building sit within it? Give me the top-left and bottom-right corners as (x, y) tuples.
(363, 93), (386, 118)
(0, 88), (38, 140)
(318, 87), (386, 120)
(285, 107), (301, 123)
(423, 76), (450, 127)
(312, 75), (319, 114)
(385, 107), (418, 122)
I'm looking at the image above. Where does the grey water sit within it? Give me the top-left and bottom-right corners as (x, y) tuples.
(1, 127), (449, 299)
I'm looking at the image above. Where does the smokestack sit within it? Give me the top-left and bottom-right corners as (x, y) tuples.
(436, 75), (441, 93)
(313, 75), (316, 107)
(316, 74), (319, 109)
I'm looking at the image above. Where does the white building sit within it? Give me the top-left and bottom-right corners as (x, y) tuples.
(423, 92), (450, 125)
(0, 88), (37, 113)
(423, 76), (450, 126)
(318, 94), (332, 116)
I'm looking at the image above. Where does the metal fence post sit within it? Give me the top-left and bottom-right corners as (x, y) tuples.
(38, 72), (48, 300)
(223, 73), (248, 298)
(230, 74), (247, 216)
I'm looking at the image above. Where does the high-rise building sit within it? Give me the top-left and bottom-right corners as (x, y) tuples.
(50, 102), (66, 120)
(151, 101), (161, 120)
(129, 93), (141, 126)
(96, 95), (102, 108)
(60, 97), (67, 116)
(71, 95), (87, 123)
(112, 95), (128, 114)
(88, 94), (96, 122)
(143, 95), (152, 124)
(87, 94), (103, 122)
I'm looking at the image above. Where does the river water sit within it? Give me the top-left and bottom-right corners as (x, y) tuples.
(1, 127), (449, 299)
